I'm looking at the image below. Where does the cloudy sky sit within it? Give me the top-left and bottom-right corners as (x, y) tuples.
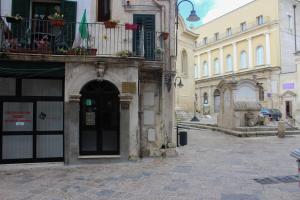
(179, 0), (255, 28)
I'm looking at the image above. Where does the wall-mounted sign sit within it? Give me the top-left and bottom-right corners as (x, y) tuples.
(122, 82), (136, 94)
(3, 102), (33, 132)
(283, 83), (295, 90)
(85, 112), (95, 126)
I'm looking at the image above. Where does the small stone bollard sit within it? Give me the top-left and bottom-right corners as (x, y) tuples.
(277, 121), (286, 138)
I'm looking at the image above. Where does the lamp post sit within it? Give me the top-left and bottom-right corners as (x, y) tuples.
(176, 0), (200, 56)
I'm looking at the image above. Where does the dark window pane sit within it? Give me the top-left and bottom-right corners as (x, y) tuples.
(81, 130), (97, 152)
(102, 130), (118, 151)
(2, 135), (33, 159)
(36, 101), (63, 131)
(36, 135), (63, 158)
(22, 79), (62, 96)
(0, 78), (16, 96)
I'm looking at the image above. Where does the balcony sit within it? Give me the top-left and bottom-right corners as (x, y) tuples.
(196, 17), (272, 48)
(0, 17), (166, 61)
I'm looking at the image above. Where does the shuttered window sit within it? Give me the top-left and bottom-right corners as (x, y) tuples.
(11, 0), (30, 37)
(133, 14), (155, 60)
(12, 0), (30, 18)
(62, 1), (77, 48)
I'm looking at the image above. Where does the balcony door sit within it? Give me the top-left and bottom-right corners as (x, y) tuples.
(133, 14), (155, 60)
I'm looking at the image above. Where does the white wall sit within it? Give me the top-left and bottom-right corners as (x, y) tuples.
(1, 0), (12, 17)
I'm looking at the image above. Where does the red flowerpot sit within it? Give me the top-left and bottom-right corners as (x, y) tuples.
(104, 21), (118, 29)
(161, 32), (169, 40)
(87, 48), (97, 56)
(50, 19), (64, 27)
(125, 23), (138, 30)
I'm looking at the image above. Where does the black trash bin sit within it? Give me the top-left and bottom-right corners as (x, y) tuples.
(179, 131), (187, 146)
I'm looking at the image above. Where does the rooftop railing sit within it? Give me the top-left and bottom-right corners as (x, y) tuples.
(0, 17), (166, 61)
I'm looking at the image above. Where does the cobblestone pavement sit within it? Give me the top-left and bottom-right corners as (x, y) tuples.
(1, 129), (300, 200)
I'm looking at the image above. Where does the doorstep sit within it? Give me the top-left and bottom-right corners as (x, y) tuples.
(78, 155), (121, 159)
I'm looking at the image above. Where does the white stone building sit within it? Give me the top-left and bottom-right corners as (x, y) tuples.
(0, 0), (177, 164)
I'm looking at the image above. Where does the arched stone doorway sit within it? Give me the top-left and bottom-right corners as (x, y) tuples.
(79, 80), (120, 155)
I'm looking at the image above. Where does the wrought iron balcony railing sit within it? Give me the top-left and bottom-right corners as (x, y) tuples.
(0, 17), (167, 61)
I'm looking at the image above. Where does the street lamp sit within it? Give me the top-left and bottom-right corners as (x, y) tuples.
(191, 93), (200, 122)
(176, 0), (200, 56)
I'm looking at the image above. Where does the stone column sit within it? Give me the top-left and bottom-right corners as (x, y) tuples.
(208, 50), (212, 76)
(219, 47), (224, 75)
(233, 42), (238, 72)
(265, 32), (271, 65)
(248, 38), (253, 69)
(119, 94), (133, 159)
(64, 94), (81, 165)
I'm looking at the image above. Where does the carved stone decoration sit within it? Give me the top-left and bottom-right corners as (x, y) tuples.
(69, 94), (81, 102)
(119, 93), (133, 110)
(95, 62), (106, 81)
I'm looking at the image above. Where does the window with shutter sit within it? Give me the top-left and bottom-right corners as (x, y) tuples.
(62, 1), (77, 48)
(11, 0), (30, 39)
(133, 14), (155, 60)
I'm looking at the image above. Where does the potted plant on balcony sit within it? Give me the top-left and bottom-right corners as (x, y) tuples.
(104, 20), (119, 29)
(87, 48), (97, 55)
(67, 47), (88, 55)
(116, 50), (133, 58)
(5, 14), (23, 23)
(160, 32), (169, 40)
(125, 23), (138, 31)
(49, 12), (64, 27)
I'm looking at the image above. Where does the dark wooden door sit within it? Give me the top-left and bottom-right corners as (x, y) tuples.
(80, 81), (120, 155)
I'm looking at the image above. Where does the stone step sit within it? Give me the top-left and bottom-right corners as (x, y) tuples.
(177, 122), (300, 137)
(234, 126), (298, 132)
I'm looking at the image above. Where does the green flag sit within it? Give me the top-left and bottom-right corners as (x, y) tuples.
(79, 9), (88, 39)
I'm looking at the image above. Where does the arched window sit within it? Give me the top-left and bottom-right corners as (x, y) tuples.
(203, 61), (208, 76)
(203, 92), (208, 104)
(256, 46), (264, 65)
(181, 50), (188, 74)
(240, 51), (248, 69)
(214, 58), (220, 74)
(214, 89), (221, 113)
(226, 55), (233, 72)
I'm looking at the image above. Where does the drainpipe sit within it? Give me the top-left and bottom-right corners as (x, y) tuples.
(294, 4), (297, 52)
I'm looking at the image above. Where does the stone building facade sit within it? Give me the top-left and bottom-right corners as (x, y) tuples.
(192, 0), (300, 121)
(0, 0), (177, 164)
(175, 16), (199, 113)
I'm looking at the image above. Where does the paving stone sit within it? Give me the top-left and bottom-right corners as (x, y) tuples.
(221, 193), (260, 200)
